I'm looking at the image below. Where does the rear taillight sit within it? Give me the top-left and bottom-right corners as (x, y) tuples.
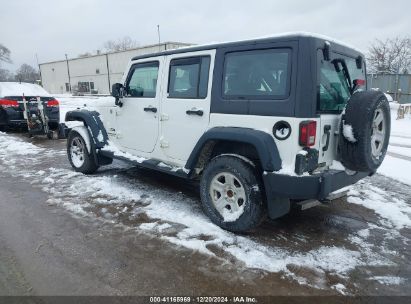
(46, 99), (59, 107)
(0, 98), (19, 108)
(299, 120), (317, 147)
(354, 79), (366, 86)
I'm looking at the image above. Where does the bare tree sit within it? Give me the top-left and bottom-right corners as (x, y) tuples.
(367, 37), (411, 74)
(14, 64), (39, 83)
(103, 36), (139, 52)
(0, 44), (12, 66)
(0, 68), (15, 81)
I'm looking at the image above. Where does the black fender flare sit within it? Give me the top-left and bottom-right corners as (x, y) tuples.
(65, 110), (108, 149)
(185, 127), (282, 172)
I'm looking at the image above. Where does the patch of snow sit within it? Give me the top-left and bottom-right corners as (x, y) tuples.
(164, 236), (214, 256)
(369, 276), (406, 285)
(157, 223), (172, 231)
(357, 228), (370, 239)
(384, 93), (394, 102)
(348, 184), (411, 229)
(275, 165), (309, 177)
(0, 82), (51, 97)
(331, 283), (347, 295)
(97, 130), (104, 142)
(222, 204), (245, 223)
(251, 185), (260, 191)
(158, 162), (172, 169)
(102, 140), (147, 163)
(139, 222), (158, 230)
(342, 123), (357, 143)
(387, 145), (411, 158)
(298, 150), (308, 156)
(378, 155), (411, 186)
(0, 133), (44, 155)
(330, 160), (345, 171)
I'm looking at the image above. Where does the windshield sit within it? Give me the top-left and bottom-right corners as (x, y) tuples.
(317, 50), (365, 112)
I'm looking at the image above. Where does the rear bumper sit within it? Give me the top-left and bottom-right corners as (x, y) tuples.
(263, 169), (369, 201)
(0, 108), (59, 126)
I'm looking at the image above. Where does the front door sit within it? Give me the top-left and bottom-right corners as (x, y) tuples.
(115, 57), (163, 153)
(160, 50), (215, 161)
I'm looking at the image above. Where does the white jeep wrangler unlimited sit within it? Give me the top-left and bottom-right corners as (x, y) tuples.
(65, 33), (390, 232)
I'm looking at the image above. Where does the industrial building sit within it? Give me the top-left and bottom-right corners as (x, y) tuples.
(39, 42), (191, 95)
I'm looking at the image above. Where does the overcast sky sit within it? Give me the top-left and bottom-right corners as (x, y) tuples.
(1, 0), (410, 71)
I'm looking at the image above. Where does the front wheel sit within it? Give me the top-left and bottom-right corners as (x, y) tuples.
(200, 155), (266, 232)
(67, 130), (99, 174)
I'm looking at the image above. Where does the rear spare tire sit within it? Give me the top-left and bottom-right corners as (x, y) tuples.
(338, 91), (390, 172)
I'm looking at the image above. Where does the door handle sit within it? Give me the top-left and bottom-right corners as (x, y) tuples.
(322, 125), (331, 152)
(144, 106), (157, 113)
(186, 108), (203, 116)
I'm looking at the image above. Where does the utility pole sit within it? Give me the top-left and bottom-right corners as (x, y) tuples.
(35, 53), (42, 86)
(106, 53), (111, 93)
(157, 24), (161, 51)
(65, 54), (71, 92)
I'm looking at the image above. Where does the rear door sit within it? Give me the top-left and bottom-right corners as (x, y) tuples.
(114, 57), (163, 153)
(159, 50), (215, 161)
(317, 49), (366, 166)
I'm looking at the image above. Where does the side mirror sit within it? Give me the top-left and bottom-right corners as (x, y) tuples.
(111, 83), (124, 106)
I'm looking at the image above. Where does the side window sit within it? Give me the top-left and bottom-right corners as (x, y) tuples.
(126, 62), (159, 98)
(223, 49), (290, 99)
(168, 56), (210, 99)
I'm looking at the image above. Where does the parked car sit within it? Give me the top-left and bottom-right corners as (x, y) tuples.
(0, 82), (60, 132)
(65, 33), (391, 232)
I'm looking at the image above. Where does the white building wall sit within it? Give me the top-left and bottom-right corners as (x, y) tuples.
(39, 42), (191, 95)
(40, 61), (70, 94)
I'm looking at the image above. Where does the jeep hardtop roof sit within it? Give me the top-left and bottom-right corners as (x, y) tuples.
(131, 31), (364, 62)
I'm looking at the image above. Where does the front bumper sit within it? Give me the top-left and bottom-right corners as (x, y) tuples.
(263, 169), (369, 201)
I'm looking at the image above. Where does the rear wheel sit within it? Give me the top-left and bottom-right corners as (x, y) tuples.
(200, 155), (266, 232)
(67, 130), (99, 174)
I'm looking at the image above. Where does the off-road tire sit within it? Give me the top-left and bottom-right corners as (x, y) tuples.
(200, 155), (266, 233)
(339, 91), (390, 172)
(67, 130), (99, 174)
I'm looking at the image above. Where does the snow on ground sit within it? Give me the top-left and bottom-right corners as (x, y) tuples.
(376, 103), (411, 185)
(348, 182), (411, 229)
(0, 129), (410, 294)
(0, 96), (410, 293)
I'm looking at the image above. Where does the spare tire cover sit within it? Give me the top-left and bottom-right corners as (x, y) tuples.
(338, 90), (391, 172)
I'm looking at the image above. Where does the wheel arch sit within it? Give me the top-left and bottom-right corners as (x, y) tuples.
(185, 127), (282, 174)
(65, 110), (108, 149)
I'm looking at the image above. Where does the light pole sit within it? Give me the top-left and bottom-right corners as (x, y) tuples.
(65, 54), (71, 92)
(35, 53), (42, 86)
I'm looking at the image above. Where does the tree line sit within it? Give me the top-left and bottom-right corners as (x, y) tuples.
(1, 35), (410, 83)
(0, 44), (40, 82)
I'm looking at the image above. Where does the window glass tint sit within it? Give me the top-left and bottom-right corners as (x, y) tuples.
(317, 50), (365, 112)
(126, 62), (159, 98)
(223, 49), (290, 99)
(168, 56), (210, 99)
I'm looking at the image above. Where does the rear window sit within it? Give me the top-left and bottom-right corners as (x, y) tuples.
(317, 50), (365, 112)
(223, 49), (291, 100)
